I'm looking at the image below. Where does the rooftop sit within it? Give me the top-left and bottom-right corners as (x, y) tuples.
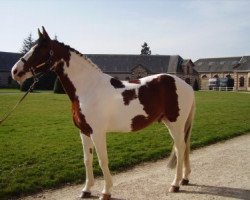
(193, 56), (250, 72)
(0, 51), (185, 74)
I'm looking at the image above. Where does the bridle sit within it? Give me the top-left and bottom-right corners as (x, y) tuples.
(0, 50), (54, 126)
(21, 49), (54, 79)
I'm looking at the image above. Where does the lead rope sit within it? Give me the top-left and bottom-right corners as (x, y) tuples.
(0, 51), (53, 126)
(0, 78), (39, 126)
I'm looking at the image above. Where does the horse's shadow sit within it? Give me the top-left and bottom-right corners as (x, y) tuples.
(181, 183), (250, 200)
(84, 195), (124, 200)
(83, 184), (250, 200)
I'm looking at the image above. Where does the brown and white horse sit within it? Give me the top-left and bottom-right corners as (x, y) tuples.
(12, 27), (195, 200)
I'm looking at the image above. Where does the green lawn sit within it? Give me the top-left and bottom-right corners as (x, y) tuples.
(0, 91), (249, 199)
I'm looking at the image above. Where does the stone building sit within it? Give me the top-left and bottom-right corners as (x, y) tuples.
(87, 54), (198, 87)
(234, 56), (250, 91)
(0, 51), (21, 87)
(0, 51), (199, 89)
(194, 56), (250, 91)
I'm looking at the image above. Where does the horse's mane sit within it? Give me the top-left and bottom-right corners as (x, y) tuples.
(53, 40), (102, 72)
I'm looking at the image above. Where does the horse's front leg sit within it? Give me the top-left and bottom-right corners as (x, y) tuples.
(79, 132), (95, 198)
(91, 132), (113, 200)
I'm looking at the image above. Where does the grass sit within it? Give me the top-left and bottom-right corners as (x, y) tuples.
(0, 91), (249, 199)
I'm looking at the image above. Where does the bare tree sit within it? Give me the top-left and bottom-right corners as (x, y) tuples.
(20, 33), (35, 54)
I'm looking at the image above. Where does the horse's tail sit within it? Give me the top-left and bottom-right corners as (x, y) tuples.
(168, 97), (195, 169)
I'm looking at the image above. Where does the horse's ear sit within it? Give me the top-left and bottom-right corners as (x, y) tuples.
(42, 26), (51, 40)
(38, 28), (43, 39)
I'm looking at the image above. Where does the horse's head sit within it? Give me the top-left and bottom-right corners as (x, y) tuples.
(12, 27), (57, 84)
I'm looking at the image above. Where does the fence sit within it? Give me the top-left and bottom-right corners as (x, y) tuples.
(211, 87), (234, 91)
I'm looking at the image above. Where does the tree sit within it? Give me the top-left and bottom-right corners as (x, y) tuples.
(140, 42), (151, 55)
(20, 33), (35, 54)
(19, 33), (35, 91)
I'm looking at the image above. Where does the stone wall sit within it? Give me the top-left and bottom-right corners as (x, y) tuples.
(234, 72), (249, 91)
(0, 71), (13, 87)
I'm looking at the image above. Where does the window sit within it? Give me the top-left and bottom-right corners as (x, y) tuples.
(213, 75), (219, 78)
(202, 75), (208, 79)
(232, 61), (239, 66)
(239, 77), (244, 87)
(208, 62), (214, 66)
(186, 66), (189, 74)
(248, 77), (250, 87)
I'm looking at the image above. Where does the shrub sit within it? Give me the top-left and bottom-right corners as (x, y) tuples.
(53, 77), (65, 94)
(20, 78), (34, 92)
(193, 79), (199, 91)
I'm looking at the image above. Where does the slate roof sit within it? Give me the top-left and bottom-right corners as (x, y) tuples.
(194, 57), (242, 72)
(236, 56), (250, 71)
(0, 51), (22, 71)
(85, 54), (184, 73)
(0, 51), (185, 74)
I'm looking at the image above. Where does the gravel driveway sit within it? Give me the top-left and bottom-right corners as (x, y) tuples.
(21, 134), (250, 200)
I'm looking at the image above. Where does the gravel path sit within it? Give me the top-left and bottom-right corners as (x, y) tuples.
(22, 134), (250, 200)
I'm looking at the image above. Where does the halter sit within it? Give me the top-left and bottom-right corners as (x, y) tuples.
(21, 49), (54, 78)
(0, 50), (54, 126)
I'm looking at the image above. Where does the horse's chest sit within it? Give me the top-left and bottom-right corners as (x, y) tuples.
(72, 100), (93, 136)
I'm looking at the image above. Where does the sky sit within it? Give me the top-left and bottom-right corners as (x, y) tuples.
(1, 0), (250, 60)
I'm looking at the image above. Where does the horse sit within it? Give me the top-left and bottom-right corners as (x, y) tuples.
(11, 27), (195, 200)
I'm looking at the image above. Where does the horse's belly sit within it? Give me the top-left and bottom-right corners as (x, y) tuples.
(107, 99), (148, 132)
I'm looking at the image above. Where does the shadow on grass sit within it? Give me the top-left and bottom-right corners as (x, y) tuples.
(181, 183), (250, 200)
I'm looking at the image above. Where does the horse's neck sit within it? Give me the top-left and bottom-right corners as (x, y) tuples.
(60, 52), (109, 101)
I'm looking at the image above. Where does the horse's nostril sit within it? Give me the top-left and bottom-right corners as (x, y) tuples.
(13, 69), (18, 75)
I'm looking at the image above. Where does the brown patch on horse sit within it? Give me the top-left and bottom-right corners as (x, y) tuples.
(131, 115), (148, 131)
(72, 100), (93, 136)
(54, 61), (93, 136)
(131, 75), (179, 131)
(129, 79), (141, 84)
(122, 89), (137, 105)
(110, 78), (125, 89)
(17, 70), (27, 78)
(50, 41), (71, 67)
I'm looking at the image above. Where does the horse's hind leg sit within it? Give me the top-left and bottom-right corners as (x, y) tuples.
(164, 121), (186, 192)
(181, 135), (191, 185)
(80, 132), (95, 198)
(181, 101), (194, 185)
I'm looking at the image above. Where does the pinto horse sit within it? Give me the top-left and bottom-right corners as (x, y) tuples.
(12, 27), (195, 200)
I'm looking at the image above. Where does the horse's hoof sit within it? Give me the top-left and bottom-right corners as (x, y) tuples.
(169, 186), (180, 193)
(181, 178), (189, 185)
(80, 191), (91, 198)
(99, 193), (111, 200)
